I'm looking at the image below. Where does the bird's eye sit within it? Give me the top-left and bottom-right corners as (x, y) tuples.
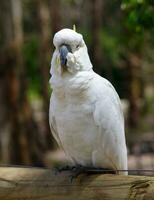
(76, 44), (80, 49)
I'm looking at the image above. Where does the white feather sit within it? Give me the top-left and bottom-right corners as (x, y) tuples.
(49, 29), (128, 175)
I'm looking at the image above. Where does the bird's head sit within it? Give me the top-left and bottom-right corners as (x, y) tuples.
(50, 28), (92, 76)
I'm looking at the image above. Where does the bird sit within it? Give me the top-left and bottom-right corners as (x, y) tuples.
(49, 28), (128, 175)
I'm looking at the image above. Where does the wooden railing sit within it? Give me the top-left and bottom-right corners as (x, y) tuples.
(0, 167), (153, 200)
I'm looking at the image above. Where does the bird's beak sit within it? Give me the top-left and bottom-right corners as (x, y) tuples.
(59, 44), (71, 67)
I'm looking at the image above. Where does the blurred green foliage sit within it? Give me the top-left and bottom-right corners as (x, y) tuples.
(121, 0), (154, 32)
(23, 35), (41, 98)
(145, 95), (154, 114)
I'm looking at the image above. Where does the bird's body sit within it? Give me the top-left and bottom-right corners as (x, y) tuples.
(49, 29), (127, 175)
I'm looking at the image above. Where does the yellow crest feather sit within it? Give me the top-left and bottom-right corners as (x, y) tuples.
(56, 56), (60, 67)
(73, 24), (76, 32)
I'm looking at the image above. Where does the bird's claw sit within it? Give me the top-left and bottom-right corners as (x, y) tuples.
(69, 165), (85, 183)
(54, 165), (116, 182)
(54, 165), (76, 175)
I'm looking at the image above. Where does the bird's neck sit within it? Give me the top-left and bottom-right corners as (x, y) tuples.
(50, 70), (94, 99)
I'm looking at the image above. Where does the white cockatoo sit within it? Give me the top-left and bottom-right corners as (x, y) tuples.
(49, 28), (128, 175)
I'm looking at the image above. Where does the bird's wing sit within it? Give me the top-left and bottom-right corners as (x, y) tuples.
(93, 75), (124, 128)
(49, 96), (62, 148)
(93, 75), (127, 171)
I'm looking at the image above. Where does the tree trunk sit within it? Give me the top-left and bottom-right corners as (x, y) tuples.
(0, 0), (45, 165)
(37, 0), (55, 150)
(127, 53), (142, 128)
(91, 0), (103, 74)
(49, 0), (61, 34)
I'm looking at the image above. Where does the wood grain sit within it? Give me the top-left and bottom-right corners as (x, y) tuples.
(0, 167), (153, 200)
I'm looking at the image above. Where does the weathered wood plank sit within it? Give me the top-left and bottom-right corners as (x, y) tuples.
(0, 167), (153, 200)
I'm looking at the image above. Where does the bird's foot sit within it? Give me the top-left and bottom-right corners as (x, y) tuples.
(54, 165), (74, 175)
(54, 165), (116, 181)
(69, 165), (87, 182)
(54, 165), (72, 174)
(69, 166), (116, 182)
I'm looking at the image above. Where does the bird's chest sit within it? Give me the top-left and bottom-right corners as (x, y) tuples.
(54, 94), (98, 153)
(55, 95), (93, 134)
